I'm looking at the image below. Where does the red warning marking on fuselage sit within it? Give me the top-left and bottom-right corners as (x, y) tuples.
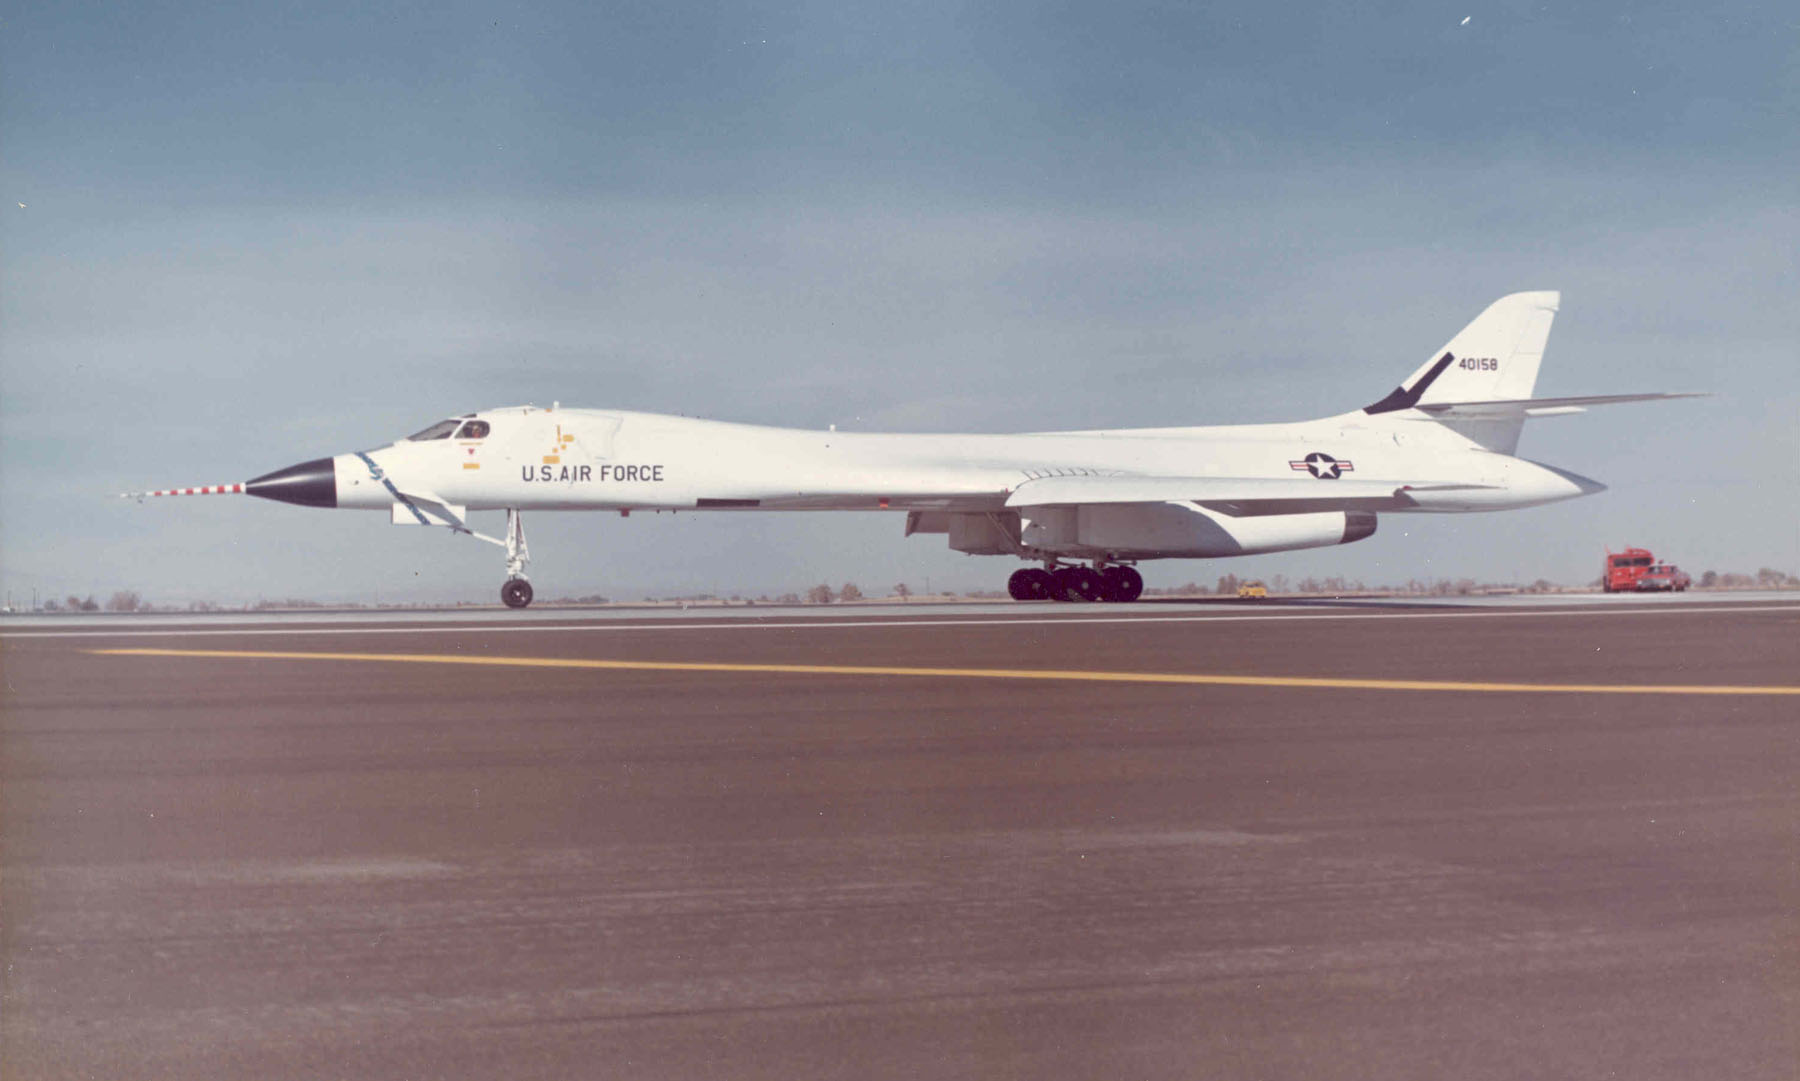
(150, 484), (243, 497)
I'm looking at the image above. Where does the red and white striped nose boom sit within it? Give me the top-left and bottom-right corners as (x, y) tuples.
(122, 483), (245, 501)
(126, 457), (339, 507)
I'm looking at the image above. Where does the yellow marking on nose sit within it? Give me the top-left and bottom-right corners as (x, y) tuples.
(87, 648), (1800, 696)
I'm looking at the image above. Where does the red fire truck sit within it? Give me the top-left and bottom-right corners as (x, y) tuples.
(1604, 548), (1690, 592)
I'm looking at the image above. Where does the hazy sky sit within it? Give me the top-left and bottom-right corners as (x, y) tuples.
(3, 1), (1795, 605)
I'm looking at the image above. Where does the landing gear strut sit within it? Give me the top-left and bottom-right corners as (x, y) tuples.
(407, 504), (538, 609)
(1009, 562), (1142, 603)
(499, 508), (532, 608)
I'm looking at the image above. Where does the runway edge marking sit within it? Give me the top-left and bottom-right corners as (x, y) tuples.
(87, 648), (1800, 697)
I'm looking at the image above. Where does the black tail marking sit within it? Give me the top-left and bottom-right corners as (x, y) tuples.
(1364, 352), (1455, 415)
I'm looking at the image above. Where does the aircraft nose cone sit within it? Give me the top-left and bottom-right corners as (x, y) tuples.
(245, 457), (339, 508)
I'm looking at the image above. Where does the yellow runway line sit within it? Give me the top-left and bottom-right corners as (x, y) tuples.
(89, 647), (1800, 697)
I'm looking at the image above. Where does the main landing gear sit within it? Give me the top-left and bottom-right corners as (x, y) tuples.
(1008, 563), (1143, 603)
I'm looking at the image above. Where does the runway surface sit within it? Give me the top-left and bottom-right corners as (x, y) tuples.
(4, 599), (1797, 1079)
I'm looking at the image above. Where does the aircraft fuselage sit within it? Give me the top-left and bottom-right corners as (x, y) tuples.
(319, 406), (1594, 517)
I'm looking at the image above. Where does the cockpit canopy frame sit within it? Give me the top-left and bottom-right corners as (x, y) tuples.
(407, 418), (490, 441)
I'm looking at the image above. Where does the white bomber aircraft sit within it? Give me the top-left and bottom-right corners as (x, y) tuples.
(132, 292), (1698, 608)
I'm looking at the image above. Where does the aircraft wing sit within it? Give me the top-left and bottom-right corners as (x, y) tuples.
(1414, 392), (1707, 418)
(1005, 475), (1491, 517)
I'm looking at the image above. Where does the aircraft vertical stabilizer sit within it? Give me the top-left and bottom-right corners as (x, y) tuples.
(1363, 291), (1560, 453)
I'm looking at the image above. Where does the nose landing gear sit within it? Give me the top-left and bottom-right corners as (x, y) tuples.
(499, 508), (533, 609)
(374, 500), (539, 609)
(1009, 562), (1142, 602)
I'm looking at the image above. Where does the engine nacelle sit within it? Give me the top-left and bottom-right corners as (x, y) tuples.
(1019, 502), (1375, 559)
(905, 510), (1023, 556)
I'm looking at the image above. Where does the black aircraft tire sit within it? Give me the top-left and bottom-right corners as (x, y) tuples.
(1056, 566), (1103, 602)
(1008, 569), (1038, 601)
(1101, 565), (1144, 603)
(501, 578), (534, 609)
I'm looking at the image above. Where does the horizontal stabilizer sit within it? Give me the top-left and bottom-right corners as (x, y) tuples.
(1415, 392), (1707, 419)
(1006, 475), (1492, 516)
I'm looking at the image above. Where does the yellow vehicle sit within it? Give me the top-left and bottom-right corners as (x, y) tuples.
(1237, 580), (1268, 599)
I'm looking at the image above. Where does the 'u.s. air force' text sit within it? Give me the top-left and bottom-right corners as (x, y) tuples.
(522, 464), (665, 483)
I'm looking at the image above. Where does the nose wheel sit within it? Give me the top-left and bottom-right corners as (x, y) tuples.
(501, 578), (534, 609)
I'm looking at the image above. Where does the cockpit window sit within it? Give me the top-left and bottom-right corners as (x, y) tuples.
(406, 419), (461, 441)
(455, 420), (491, 440)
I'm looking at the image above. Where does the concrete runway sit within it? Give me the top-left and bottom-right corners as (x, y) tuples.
(4, 600), (1797, 1079)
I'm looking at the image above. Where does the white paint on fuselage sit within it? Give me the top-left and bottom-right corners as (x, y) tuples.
(333, 405), (1597, 517)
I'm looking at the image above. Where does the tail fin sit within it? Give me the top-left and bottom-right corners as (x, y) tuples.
(1363, 291), (1559, 452)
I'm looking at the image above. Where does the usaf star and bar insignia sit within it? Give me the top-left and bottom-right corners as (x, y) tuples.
(1290, 451), (1353, 479)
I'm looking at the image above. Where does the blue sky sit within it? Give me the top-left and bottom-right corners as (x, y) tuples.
(3, 1), (1795, 604)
